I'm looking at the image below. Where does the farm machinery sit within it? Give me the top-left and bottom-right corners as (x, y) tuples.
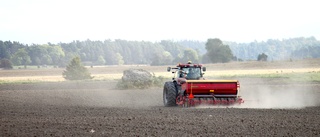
(163, 61), (243, 107)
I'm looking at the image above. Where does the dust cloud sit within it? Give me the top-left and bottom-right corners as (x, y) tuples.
(236, 59), (319, 109)
(195, 78), (320, 109)
(36, 88), (164, 108)
(235, 79), (320, 109)
(2, 79), (319, 109)
(0, 82), (163, 108)
(73, 88), (163, 108)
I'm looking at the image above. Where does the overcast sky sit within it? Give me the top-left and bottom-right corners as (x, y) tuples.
(0, 0), (319, 44)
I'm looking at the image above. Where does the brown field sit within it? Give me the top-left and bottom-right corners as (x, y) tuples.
(1, 59), (320, 136)
(1, 59), (320, 82)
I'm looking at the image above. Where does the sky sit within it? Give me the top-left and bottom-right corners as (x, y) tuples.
(0, 0), (319, 44)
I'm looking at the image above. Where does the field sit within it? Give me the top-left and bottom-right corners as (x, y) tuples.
(1, 59), (320, 136)
(1, 59), (320, 83)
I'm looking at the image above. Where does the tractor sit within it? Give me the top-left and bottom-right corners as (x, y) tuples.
(163, 61), (243, 107)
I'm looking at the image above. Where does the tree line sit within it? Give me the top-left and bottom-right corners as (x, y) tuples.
(0, 40), (203, 68)
(0, 37), (319, 69)
(226, 37), (320, 61)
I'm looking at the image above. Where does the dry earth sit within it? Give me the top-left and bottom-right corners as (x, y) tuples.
(1, 59), (320, 82)
(1, 78), (320, 136)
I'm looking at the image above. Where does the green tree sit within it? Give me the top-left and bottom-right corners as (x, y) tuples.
(48, 45), (65, 66)
(41, 54), (52, 65)
(0, 41), (10, 59)
(257, 53), (268, 61)
(11, 48), (31, 67)
(96, 55), (106, 65)
(181, 48), (199, 63)
(150, 52), (162, 66)
(151, 51), (173, 66)
(162, 51), (173, 64)
(116, 53), (124, 65)
(28, 44), (51, 65)
(62, 57), (93, 80)
(33, 57), (41, 67)
(201, 53), (211, 64)
(205, 38), (233, 63)
(0, 58), (13, 69)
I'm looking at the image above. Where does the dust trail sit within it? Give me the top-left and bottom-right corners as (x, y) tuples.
(39, 88), (164, 108)
(0, 82), (164, 108)
(75, 88), (163, 108)
(194, 79), (320, 109)
(195, 90), (320, 109)
(3, 88), (164, 108)
(236, 81), (320, 109)
(3, 80), (319, 109)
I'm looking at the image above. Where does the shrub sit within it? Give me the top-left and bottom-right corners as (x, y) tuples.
(257, 53), (268, 61)
(0, 59), (13, 69)
(62, 57), (93, 80)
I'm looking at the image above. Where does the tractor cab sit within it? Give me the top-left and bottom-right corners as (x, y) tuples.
(167, 61), (206, 80)
(178, 66), (201, 80)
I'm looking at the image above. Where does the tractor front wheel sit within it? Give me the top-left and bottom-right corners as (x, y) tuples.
(163, 82), (177, 107)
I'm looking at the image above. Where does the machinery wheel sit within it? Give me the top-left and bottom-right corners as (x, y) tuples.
(163, 82), (177, 107)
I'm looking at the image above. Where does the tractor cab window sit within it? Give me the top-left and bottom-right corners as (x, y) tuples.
(178, 71), (185, 78)
(181, 67), (201, 80)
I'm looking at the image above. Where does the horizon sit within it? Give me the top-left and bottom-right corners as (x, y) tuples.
(1, 0), (319, 45)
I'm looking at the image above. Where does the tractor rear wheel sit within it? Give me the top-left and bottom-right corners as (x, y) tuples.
(163, 82), (177, 107)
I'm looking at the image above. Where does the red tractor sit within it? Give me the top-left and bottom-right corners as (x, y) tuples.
(163, 62), (243, 107)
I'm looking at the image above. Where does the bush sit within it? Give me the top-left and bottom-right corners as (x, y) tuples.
(257, 53), (268, 61)
(0, 59), (13, 69)
(62, 57), (93, 80)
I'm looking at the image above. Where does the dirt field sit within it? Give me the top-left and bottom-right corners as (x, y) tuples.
(1, 78), (320, 136)
(1, 59), (320, 136)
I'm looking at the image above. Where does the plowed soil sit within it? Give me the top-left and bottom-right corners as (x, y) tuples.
(1, 78), (320, 136)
